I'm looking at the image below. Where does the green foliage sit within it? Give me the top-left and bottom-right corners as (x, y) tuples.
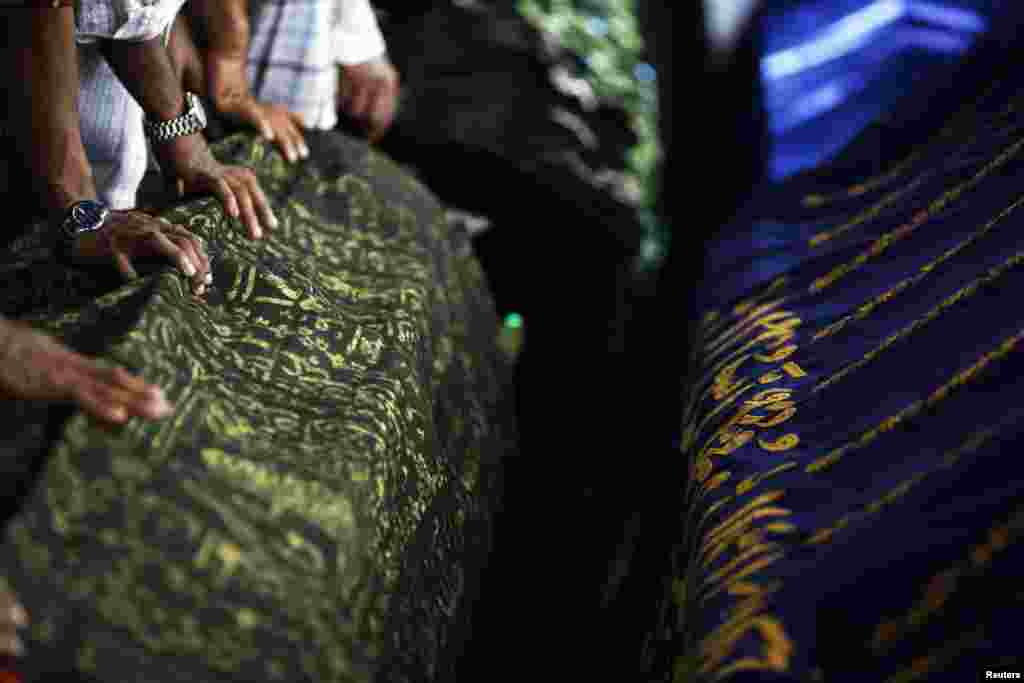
(518, 0), (666, 272)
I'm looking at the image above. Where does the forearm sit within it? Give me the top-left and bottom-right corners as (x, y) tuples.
(104, 35), (187, 122)
(167, 13), (206, 97)
(103, 33), (211, 177)
(187, 0), (249, 57)
(2, 8), (97, 218)
(186, 0), (252, 110)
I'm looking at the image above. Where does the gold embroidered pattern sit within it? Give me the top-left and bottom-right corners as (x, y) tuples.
(808, 176), (927, 247)
(807, 411), (1021, 547)
(660, 83), (1024, 683)
(799, 78), (1009, 209)
(871, 505), (1024, 656)
(882, 626), (987, 683)
(811, 194), (1024, 344)
(0, 133), (511, 682)
(807, 326), (1024, 473)
(813, 249), (1024, 396)
(697, 581), (793, 678)
(809, 136), (1024, 294)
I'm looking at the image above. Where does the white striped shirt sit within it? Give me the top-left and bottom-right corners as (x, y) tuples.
(247, 0), (387, 131)
(75, 0), (186, 208)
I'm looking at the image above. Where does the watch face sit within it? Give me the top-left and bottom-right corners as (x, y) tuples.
(63, 200), (109, 238)
(72, 201), (105, 229)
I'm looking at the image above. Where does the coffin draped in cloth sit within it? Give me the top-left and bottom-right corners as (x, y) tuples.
(645, 37), (1024, 683)
(0, 130), (514, 683)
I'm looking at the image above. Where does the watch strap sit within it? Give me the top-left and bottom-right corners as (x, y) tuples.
(144, 92), (207, 143)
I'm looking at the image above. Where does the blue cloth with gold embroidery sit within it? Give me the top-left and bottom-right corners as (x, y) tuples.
(645, 29), (1024, 683)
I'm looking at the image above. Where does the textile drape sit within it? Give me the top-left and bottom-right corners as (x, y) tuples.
(0, 130), (514, 683)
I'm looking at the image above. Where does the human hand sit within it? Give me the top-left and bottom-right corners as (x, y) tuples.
(337, 55), (399, 144)
(225, 99), (310, 164)
(70, 210), (211, 296)
(206, 50), (309, 163)
(160, 133), (278, 240)
(0, 587), (27, 658)
(0, 319), (173, 425)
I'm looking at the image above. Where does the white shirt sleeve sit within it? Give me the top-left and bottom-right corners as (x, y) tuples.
(333, 0), (388, 65)
(75, 0), (187, 44)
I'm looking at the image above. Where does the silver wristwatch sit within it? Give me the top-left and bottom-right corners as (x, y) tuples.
(143, 92), (208, 143)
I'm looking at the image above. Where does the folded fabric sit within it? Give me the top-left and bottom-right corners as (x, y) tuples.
(0, 130), (514, 682)
(644, 43), (1024, 682)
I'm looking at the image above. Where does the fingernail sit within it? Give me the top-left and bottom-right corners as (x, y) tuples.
(111, 406), (127, 421)
(152, 395), (172, 413)
(9, 604), (28, 627)
(184, 263), (196, 277)
(254, 227), (263, 239)
(205, 273), (213, 284)
(301, 145), (310, 159)
(269, 215), (280, 229)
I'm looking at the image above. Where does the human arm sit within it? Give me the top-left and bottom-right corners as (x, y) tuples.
(0, 315), (171, 661)
(103, 27), (278, 239)
(0, 584), (26, 658)
(1, 6), (210, 293)
(0, 315), (172, 424)
(167, 12), (207, 99)
(0, 315), (172, 664)
(334, 0), (399, 143)
(4, 6), (97, 222)
(186, 0), (309, 163)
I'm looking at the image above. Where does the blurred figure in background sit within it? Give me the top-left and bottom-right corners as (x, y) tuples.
(184, 0), (399, 160)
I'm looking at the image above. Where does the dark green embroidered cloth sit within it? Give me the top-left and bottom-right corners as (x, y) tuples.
(0, 130), (514, 682)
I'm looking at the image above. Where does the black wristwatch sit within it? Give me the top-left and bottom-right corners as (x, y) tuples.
(56, 199), (110, 263)
(144, 92), (208, 144)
